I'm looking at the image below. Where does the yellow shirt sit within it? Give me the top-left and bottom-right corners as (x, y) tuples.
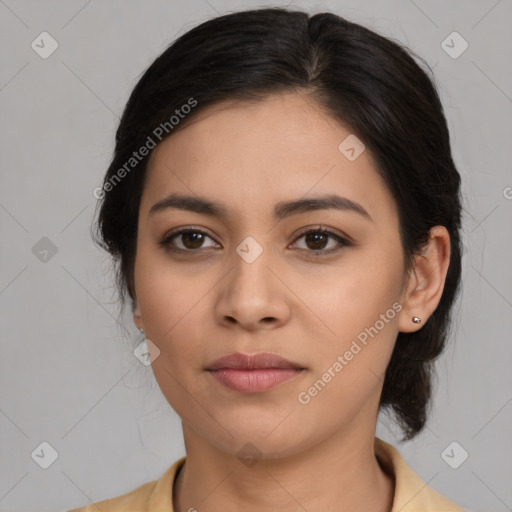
(67, 438), (466, 511)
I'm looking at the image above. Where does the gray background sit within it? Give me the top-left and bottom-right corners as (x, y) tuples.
(1, 0), (511, 511)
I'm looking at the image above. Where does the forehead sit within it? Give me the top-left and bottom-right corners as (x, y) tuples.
(141, 92), (397, 225)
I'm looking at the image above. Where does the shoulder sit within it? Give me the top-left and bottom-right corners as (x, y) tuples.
(66, 457), (186, 512)
(66, 480), (157, 512)
(375, 438), (466, 512)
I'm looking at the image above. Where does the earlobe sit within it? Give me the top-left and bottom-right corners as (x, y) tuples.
(133, 301), (143, 331)
(398, 226), (451, 333)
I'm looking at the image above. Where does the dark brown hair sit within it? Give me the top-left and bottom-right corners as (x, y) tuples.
(92, 7), (462, 440)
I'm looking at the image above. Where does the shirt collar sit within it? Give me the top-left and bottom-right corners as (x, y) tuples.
(146, 438), (464, 511)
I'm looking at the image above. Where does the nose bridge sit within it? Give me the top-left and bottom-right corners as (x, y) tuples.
(215, 233), (289, 328)
(230, 234), (275, 297)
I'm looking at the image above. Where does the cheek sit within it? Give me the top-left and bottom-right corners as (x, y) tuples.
(306, 249), (403, 337)
(135, 261), (210, 419)
(300, 245), (404, 383)
(133, 246), (209, 362)
(295, 278), (401, 424)
(135, 236), (205, 317)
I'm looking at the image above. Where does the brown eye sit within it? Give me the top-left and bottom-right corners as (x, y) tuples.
(304, 231), (329, 250)
(291, 228), (351, 254)
(159, 228), (218, 252)
(179, 231), (207, 249)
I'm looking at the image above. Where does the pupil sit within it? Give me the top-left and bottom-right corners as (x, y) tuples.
(184, 232), (204, 249)
(306, 232), (327, 250)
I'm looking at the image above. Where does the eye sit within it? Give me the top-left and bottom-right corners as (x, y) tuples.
(159, 225), (352, 256)
(290, 227), (351, 255)
(159, 227), (219, 253)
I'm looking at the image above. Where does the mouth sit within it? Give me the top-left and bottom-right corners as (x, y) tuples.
(205, 352), (306, 393)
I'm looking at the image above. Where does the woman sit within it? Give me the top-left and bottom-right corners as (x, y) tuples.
(70, 7), (465, 511)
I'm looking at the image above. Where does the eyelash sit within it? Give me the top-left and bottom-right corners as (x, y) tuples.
(158, 226), (352, 257)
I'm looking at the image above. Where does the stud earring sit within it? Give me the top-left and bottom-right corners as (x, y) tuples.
(412, 317), (422, 324)
(139, 327), (145, 334)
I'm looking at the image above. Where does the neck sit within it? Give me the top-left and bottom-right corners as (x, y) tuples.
(173, 426), (394, 512)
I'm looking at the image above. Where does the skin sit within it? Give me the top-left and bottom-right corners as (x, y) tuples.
(132, 91), (451, 512)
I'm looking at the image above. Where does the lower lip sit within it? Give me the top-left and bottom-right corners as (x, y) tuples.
(208, 368), (304, 393)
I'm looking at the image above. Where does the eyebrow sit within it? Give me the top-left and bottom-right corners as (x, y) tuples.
(148, 193), (373, 222)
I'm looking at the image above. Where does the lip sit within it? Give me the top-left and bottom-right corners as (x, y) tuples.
(206, 352), (306, 393)
(206, 352), (305, 371)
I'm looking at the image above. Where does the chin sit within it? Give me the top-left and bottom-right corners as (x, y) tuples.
(216, 415), (311, 457)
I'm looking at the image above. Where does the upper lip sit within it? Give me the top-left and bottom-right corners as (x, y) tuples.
(206, 352), (305, 371)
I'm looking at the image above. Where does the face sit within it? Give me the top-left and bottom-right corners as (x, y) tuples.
(133, 92), (408, 458)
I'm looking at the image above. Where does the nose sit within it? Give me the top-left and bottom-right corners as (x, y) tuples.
(214, 244), (291, 331)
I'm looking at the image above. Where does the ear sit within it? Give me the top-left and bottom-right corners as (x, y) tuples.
(398, 226), (451, 333)
(133, 300), (143, 331)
